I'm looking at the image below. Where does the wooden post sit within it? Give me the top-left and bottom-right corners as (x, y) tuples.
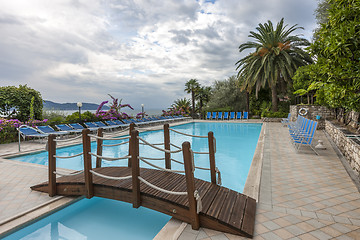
(182, 141), (200, 230)
(82, 128), (94, 198)
(48, 134), (57, 197)
(128, 123), (135, 167)
(164, 123), (171, 169)
(131, 129), (141, 208)
(96, 128), (103, 168)
(208, 131), (216, 184)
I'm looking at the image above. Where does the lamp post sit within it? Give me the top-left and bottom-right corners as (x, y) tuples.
(77, 102), (82, 122)
(141, 104), (144, 118)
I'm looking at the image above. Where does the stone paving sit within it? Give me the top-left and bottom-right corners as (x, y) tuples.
(0, 122), (359, 239)
(178, 122), (360, 239)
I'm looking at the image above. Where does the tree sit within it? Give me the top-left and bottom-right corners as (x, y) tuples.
(0, 85), (43, 121)
(196, 86), (212, 119)
(172, 98), (191, 111)
(305, 0), (360, 111)
(184, 79), (200, 118)
(236, 18), (313, 111)
(206, 76), (247, 111)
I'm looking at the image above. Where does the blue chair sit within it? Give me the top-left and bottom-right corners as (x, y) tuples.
(291, 119), (318, 155)
(37, 125), (68, 136)
(243, 112), (248, 119)
(56, 124), (82, 133)
(18, 125), (48, 141)
(105, 120), (122, 128)
(94, 121), (116, 130)
(223, 112), (229, 120)
(281, 113), (291, 126)
(84, 122), (101, 130)
(212, 112), (217, 120)
(236, 112), (242, 120)
(113, 120), (130, 126)
(206, 112), (211, 120)
(217, 112), (223, 120)
(230, 112), (235, 120)
(69, 123), (90, 132)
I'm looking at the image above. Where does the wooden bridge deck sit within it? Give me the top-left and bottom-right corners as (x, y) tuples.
(31, 167), (256, 237)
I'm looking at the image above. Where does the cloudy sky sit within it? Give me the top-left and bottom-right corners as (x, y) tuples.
(0, 0), (318, 110)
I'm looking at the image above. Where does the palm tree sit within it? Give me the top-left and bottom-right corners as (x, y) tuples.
(196, 86), (212, 119)
(236, 18), (312, 112)
(172, 98), (191, 112)
(184, 79), (200, 118)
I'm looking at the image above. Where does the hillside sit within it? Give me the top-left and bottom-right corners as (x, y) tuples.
(43, 100), (110, 110)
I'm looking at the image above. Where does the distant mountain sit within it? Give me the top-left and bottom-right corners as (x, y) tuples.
(43, 100), (110, 110)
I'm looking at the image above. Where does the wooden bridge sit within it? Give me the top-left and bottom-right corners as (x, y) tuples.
(31, 123), (256, 238)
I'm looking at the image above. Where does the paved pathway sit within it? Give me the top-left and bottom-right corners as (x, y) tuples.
(178, 122), (360, 239)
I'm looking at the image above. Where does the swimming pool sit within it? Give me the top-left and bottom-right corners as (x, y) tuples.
(4, 122), (262, 239)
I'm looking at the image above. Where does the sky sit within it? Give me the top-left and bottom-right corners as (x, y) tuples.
(0, 0), (318, 110)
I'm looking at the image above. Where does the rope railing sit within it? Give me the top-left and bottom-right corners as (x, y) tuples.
(138, 176), (187, 195)
(102, 140), (130, 147)
(53, 170), (84, 177)
(88, 134), (130, 141)
(90, 170), (132, 180)
(54, 134), (83, 142)
(170, 143), (181, 149)
(139, 157), (186, 173)
(139, 142), (164, 146)
(169, 128), (208, 138)
(53, 152), (83, 159)
(89, 152), (131, 161)
(138, 137), (182, 153)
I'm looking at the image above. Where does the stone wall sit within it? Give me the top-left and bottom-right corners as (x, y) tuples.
(290, 105), (335, 129)
(325, 120), (360, 177)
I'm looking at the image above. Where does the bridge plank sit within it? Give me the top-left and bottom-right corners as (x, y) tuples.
(218, 189), (238, 224)
(228, 193), (247, 229)
(206, 187), (229, 219)
(201, 184), (220, 213)
(241, 197), (256, 236)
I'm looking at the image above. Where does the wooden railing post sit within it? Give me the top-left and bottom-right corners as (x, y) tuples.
(164, 123), (171, 169)
(128, 123), (135, 167)
(208, 131), (216, 184)
(82, 128), (94, 198)
(182, 141), (200, 230)
(96, 128), (103, 168)
(48, 134), (57, 197)
(131, 129), (141, 208)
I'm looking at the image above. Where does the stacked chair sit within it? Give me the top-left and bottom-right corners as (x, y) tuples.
(287, 115), (318, 155)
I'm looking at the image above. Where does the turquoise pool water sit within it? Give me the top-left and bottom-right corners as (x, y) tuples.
(4, 122), (261, 240)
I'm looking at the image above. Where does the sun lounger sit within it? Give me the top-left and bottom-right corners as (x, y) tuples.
(230, 112), (235, 120)
(94, 121), (116, 130)
(55, 124), (83, 133)
(223, 112), (229, 120)
(281, 113), (291, 126)
(290, 118), (318, 155)
(236, 112), (242, 120)
(36, 125), (68, 136)
(212, 112), (217, 120)
(243, 112), (248, 120)
(217, 112), (223, 120)
(206, 112), (211, 120)
(18, 125), (48, 141)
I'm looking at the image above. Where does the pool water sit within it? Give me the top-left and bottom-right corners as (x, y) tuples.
(4, 122), (261, 240)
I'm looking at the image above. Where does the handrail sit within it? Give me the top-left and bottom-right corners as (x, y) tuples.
(138, 137), (182, 153)
(53, 170), (84, 177)
(53, 152), (83, 159)
(88, 134), (130, 141)
(139, 157), (185, 173)
(138, 176), (187, 195)
(102, 140), (130, 147)
(89, 152), (131, 161)
(89, 170), (132, 180)
(169, 128), (208, 138)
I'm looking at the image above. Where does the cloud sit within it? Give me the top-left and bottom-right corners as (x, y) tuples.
(0, 0), (318, 109)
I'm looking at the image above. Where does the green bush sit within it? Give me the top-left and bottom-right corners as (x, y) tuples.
(65, 111), (100, 123)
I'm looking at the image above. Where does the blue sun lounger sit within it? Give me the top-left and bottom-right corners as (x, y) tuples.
(56, 124), (83, 133)
(212, 112), (217, 120)
(18, 125), (48, 141)
(223, 112), (229, 120)
(37, 125), (68, 136)
(94, 121), (116, 130)
(230, 112), (235, 120)
(243, 112), (248, 120)
(206, 112), (211, 120)
(217, 112), (223, 120)
(236, 112), (242, 120)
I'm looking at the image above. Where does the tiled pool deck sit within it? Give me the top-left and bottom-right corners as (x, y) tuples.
(0, 121), (359, 239)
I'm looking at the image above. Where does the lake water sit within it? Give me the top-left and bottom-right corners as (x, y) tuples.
(44, 109), (164, 117)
